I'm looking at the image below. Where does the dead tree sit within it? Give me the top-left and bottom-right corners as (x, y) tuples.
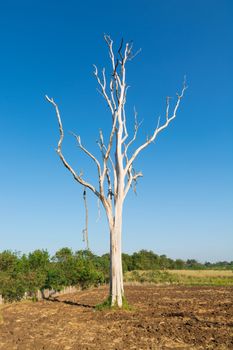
(46, 35), (186, 308)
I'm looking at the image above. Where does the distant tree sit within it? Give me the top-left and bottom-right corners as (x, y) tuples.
(44, 266), (66, 291)
(186, 259), (204, 270)
(0, 273), (25, 302)
(204, 261), (211, 268)
(46, 35), (186, 307)
(97, 254), (110, 281)
(53, 247), (73, 263)
(174, 259), (185, 270)
(131, 250), (159, 270)
(159, 255), (169, 269)
(122, 253), (134, 272)
(28, 250), (50, 270)
(0, 250), (19, 272)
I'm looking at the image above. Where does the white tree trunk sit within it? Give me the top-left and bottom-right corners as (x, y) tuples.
(109, 201), (124, 307)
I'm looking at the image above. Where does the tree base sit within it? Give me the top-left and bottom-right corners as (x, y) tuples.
(95, 296), (132, 311)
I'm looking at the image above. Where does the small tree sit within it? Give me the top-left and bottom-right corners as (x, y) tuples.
(46, 35), (186, 307)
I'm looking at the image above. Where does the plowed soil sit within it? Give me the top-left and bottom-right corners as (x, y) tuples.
(0, 285), (232, 349)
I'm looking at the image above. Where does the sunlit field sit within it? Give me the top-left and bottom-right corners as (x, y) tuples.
(124, 269), (233, 286)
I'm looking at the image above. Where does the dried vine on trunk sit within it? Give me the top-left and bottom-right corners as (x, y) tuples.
(82, 187), (89, 250)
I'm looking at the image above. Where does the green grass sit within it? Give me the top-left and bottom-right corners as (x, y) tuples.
(124, 270), (233, 286)
(95, 295), (132, 311)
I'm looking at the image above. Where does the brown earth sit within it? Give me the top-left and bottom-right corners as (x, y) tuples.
(0, 285), (232, 350)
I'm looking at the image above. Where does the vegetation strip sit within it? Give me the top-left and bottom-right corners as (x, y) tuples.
(0, 248), (232, 302)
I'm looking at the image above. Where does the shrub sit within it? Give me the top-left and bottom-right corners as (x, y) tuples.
(0, 273), (26, 302)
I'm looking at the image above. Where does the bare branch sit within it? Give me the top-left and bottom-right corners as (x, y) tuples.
(93, 64), (114, 115)
(122, 40), (142, 62)
(118, 38), (124, 62)
(123, 107), (143, 159)
(121, 105), (128, 144)
(124, 81), (187, 175)
(45, 95), (101, 199)
(166, 97), (171, 121)
(121, 85), (131, 144)
(110, 78), (117, 111)
(104, 115), (117, 161)
(104, 35), (122, 87)
(128, 48), (142, 61)
(124, 168), (143, 198)
(106, 168), (112, 197)
(97, 129), (117, 198)
(132, 171), (143, 195)
(103, 150), (117, 194)
(70, 132), (102, 180)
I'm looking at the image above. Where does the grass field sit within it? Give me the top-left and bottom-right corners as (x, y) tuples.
(124, 269), (233, 286)
(167, 269), (233, 277)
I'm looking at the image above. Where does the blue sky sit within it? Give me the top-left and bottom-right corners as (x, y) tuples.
(0, 0), (232, 262)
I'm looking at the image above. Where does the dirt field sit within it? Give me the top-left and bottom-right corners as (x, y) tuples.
(0, 285), (232, 350)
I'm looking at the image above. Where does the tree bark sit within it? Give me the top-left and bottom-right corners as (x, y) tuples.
(109, 201), (124, 307)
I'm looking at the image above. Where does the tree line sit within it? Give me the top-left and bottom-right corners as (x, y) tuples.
(0, 248), (232, 302)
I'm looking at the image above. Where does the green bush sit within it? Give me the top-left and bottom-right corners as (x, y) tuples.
(0, 273), (26, 302)
(44, 266), (67, 291)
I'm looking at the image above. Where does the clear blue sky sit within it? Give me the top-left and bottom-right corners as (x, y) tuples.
(0, 0), (232, 262)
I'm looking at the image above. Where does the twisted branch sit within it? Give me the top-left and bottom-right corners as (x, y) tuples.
(45, 95), (101, 199)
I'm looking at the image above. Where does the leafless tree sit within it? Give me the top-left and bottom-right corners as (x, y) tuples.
(46, 35), (187, 308)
